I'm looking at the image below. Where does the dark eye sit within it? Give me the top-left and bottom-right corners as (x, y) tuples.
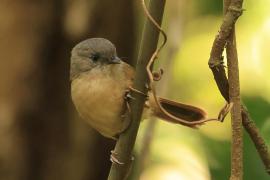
(90, 54), (100, 62)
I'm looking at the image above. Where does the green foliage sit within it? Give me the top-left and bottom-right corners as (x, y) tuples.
(134, 0), (270, 179)
(195, 0), (223, 16)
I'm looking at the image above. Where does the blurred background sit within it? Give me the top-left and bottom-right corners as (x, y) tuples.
(0, 0), (269, 180)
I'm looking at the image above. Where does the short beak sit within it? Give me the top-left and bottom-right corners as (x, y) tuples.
(109, 56), (121, 64)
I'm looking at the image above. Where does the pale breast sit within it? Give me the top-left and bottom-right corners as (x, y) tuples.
(71, 63), (134, 138)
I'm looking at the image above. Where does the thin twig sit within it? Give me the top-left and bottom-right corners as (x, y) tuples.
(107, 0), (166, 179)
(143, 0), (220, 127)
(224, 1), (243, 179)
(241, 106), (270, 175)
(226, 20), (243, 180)
(209, 0), (243, 101)
(208, 0), (270, 176)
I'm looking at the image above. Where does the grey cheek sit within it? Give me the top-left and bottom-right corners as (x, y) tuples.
(70, 58), (93, 78)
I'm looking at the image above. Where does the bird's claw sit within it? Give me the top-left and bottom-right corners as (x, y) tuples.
(127, 86), (148, 98)
(124, 90), (136, 101)
(120, 86), (149, 134)
(123, 86), (148, 113)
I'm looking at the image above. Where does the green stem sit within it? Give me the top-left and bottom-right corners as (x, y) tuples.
(107, 0), (166, 179)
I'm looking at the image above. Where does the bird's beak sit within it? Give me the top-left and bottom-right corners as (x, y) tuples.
(109, 56), (121, 64)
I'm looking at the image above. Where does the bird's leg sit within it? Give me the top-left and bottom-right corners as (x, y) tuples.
(128, 85), (149, 98)
(118, 86), (149, 135)
(111, 88), (141, 166)
(118, 90), (135, 133)
(124, 89), (135, 113)
(111, 86), (149, 172)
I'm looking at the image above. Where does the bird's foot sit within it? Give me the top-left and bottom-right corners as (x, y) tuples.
(119, 86), (149, 134)
(123, 86), (148, 112)
(127, 86), (148, 98)
(124, 90), (133, 113)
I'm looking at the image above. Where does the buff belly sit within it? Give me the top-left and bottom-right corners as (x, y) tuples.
(71, 71), (128, 138)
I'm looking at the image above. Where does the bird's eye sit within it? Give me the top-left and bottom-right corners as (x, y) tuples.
(90, 54), (100, 62)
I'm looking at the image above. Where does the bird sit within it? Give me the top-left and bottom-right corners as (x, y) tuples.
(70, 38), (207, 139)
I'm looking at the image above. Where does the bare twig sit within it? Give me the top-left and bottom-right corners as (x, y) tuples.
(209, 0), (243, 101)
(224, 2), (243, 179)
(208, 0), (270, 176)
(107, 0), (166, 179)
(241, 106), (270, 175)
(226, 23), (243, 180)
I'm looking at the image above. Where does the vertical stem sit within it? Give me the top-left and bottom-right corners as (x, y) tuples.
(224, 0), (243, 179)
(227, 29), (243, 180)
(241, 107), (270, 175)
(107, 0), (166, 179)
(209, 0), (270, 175)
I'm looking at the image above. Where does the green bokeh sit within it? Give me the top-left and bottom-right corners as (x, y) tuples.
(135, 0), (270, 179)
